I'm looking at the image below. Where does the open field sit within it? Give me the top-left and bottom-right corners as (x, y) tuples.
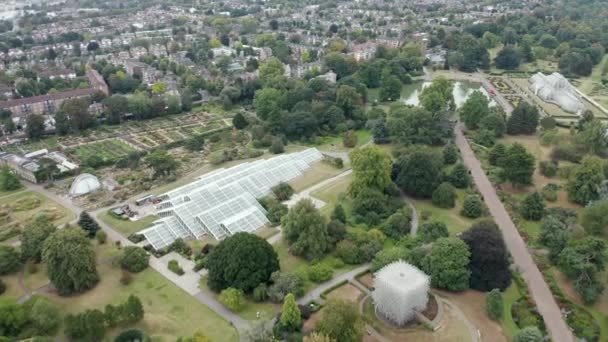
(97, 211), (159, 237)
(326, 283), (365, 303)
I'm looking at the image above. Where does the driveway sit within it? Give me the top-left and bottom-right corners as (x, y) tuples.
(454, 124), (573, 342)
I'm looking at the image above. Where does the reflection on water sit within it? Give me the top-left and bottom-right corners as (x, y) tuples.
(401, 81), (496, 108)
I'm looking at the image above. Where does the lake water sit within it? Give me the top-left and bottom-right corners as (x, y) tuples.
(400, 81), (496, 108)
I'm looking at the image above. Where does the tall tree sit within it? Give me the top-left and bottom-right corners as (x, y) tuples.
(43, 228), (99, 295)
(282, 199), (330, 261)
(0, 167), (20, 191)
(459, 90), (490, 129)
(279, 293), (301, 333)
(520, 192), (545, 221)
(206, 232), (279, 292)
(502, 143), (535, 187)
(460, 224), (512, 291)
(349, 146), (392, 198)
(78, 211), (100, 238)
(20, 214), (56, 262)
(379, 69), (402, 102)
(506, 103), (539, 135)
(423, 237), (471, 291)
(495, 45), (522, 70)
(567, 155), (604, 205)
(60, 98), (92, 131)
(25, 114), (46, 140)
(315, 299), (364, 342)
(388, 106), (448, 145)
(145, 150), (179, 178)
(394, 151), (443, 198)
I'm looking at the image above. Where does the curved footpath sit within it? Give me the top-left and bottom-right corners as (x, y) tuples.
(454, 123), (573, 342)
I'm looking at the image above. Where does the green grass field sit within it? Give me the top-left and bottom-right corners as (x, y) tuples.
(411, 189), (476, 235)
(97, 211), (158, 236)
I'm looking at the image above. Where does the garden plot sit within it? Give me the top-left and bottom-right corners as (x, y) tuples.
(68, 138), (137, 164)
(0, 191), (75, 243)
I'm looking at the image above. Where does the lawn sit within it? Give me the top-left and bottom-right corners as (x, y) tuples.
(0, 191), (75, 227)
(501, 283), (521, 341)
(411, 189), (476, 235)
(33, 243), (239, 341)
(98, 211), (158, 236)
(289, 161), (345, 193)
(303, 130), (372, 152)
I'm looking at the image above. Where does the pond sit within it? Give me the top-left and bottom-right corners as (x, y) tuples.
(400, 81), (497, 108)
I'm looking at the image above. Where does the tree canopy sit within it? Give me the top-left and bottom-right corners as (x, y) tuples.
(206, 232), (279, 293)
(460, 224), (512, 291)
(42, 228), (99, 295)
(282, 199), (331, 261)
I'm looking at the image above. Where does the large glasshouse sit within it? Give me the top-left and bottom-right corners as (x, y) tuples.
(140, 148), (324, 250)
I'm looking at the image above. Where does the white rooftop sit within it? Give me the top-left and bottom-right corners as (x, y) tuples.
(69, 173), (101, 197)
(140, 148), (324, 250)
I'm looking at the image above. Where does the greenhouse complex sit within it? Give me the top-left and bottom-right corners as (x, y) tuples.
(140, 148), (324, 250)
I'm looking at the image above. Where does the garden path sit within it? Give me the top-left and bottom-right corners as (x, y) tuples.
(454, 123), (573, 342)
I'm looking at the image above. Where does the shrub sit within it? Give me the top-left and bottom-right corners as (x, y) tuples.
(449, 163), (471, 188)
(331, 204), (346, 223)
(267, 271), (304, 302)
(520, 192), (545, 221)
(120, 246), (150, 273)
(550, 144), (581, 163)
(270, 138), (284, 154)
(0, 245), (21, 275)
(168, 260), (184, 275)
(461, 195), (483, 218)
(114, 329), (149, 342)
(485, 289), (503, 320)
(539, 160), (558, 177)
(443, 143), (459, 165)
(419, 221), (449, 243)
(272, 182), (294, 201)
(120, 269), (133, 285)
(219, 287), (246, 312)
(95, 230), (107, 244)
(0, 278), (5, 295)
(308, 264), (333, 283)
(432, 182), (457, 209)
(513, 326), (543, 342)
(253, 283), (268, 302)
(541, 184), (558, 202)
(193, 258), (206, 272)
(540, 117), (557, 130)
(342, 130), (358, 148)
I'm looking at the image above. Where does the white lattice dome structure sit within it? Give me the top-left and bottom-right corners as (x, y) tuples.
(69, 173), (101, 197)
(372, 261), (430, 326)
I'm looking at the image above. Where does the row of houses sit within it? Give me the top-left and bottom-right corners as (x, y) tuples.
(0, 68), (109, 118)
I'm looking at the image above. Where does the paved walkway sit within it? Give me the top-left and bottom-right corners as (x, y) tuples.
(454, 123), (573, 342)
(297, 264), (370, 305)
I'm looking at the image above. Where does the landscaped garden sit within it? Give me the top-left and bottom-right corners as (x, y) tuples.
(462, 88), (608, 341)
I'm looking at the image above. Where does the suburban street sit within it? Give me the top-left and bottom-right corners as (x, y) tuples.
(454, 123), (574, 342)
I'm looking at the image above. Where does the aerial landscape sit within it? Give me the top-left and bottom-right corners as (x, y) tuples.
(0, 0), (607, 341)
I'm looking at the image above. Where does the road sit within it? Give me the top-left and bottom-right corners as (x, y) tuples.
(454, 123), (573, 342)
